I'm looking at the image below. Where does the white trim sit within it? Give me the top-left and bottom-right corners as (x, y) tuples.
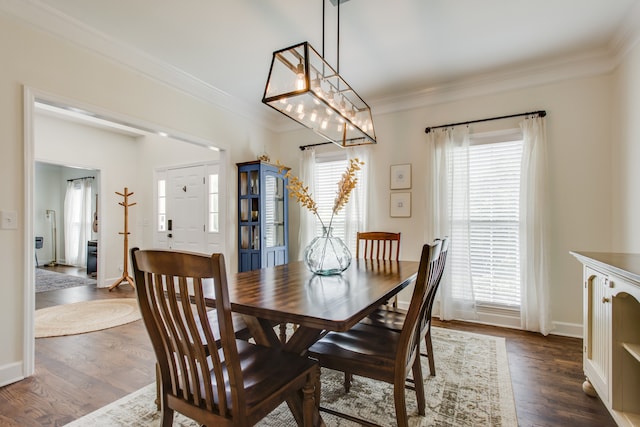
(550, 321), (583, 338)
(0, 362), (24, 388)
(412, 299), (583, 338)
(23, 86), (36, 378)
(373, 48), (616, 115)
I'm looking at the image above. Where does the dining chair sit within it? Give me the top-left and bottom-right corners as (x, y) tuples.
(356, 231), (401, 261)
(131, 248), (320, 427)
(307, 240), (443, 427)
(356, 231), (401, 307)
(363, 237), (449, 377)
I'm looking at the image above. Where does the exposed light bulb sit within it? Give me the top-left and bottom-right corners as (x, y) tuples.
(295, 60), (305, 91)
(296, 104), (304, 114)
(321, 119), (328, 129)
(310, 111), (317, 122)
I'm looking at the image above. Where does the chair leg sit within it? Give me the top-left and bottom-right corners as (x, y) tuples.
(302, 371), (317, 427)
(412, 356), (426, 416)
(424, 331), (436, 376)
(343, 372), (352, 393)
(393, 379), (409, 427)
(160, 401), (174, 427)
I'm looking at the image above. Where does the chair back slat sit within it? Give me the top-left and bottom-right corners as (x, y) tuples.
(395, 241), (442, 378)
(356, 231), (401, 261)
(131, 249), (244, 419)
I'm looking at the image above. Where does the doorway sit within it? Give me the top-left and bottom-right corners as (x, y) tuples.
(24, 88), (228, 378)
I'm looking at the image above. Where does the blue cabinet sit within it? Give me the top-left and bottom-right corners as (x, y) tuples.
(237, 161), (289, 272)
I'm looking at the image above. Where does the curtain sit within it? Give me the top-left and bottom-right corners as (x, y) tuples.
(429, 127), (478, 321)
(344, 146), (370, 252)
(519, 116), (552, 335)
(297, 148), (316, 260)
(64, 178), (92, 267)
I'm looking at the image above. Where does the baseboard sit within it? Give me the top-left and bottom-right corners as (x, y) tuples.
(409, 300), (583, 338)
(550, 321), (583, 338)
(0, 361), (24, 387)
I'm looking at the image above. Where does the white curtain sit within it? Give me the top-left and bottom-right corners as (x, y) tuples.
(64, 178), (92, 267)
(429, 127), (478, 321)
(344, 146), (370, 252)
(297, 148), (316, 260)
(519, 116), (552, 335)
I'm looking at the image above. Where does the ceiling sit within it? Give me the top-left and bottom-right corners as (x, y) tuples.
(5, 0), (640, 131)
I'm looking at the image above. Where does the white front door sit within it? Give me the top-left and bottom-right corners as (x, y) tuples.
(167, 165), (205, 252)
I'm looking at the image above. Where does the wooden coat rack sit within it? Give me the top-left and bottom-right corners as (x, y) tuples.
(109, 187), (136, 291)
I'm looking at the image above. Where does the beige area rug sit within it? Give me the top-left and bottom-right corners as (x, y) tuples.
(64, 328), (517, 426)
(35, 298), (141, 338)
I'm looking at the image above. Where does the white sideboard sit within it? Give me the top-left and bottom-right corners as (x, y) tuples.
(571, 251), (640, 427)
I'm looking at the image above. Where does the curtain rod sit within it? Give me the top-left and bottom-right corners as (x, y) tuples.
(424, 110), (546, 134)
(67, 175), (95, 182)
(299, 141), (334, 151)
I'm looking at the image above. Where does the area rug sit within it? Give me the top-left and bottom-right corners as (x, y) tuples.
(64, 328), (517, 426)
(35, 298), (141, 338)
(35, 268), (96, 293)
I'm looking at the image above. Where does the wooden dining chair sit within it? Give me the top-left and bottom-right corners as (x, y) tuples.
(131, 248), (319, 427)
(356, 231), (401, 261)
(356, 231), (401, 307)
(363, 237), (449, 377)
(307, 241), (443, 427)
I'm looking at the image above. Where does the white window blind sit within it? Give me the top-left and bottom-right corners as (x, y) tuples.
(467, 139), (523, 308)
(314, 157), (347, 241)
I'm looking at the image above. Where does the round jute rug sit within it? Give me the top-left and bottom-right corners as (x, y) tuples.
(35, 298), (141, 338)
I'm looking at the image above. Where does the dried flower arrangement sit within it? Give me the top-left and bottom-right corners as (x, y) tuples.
(278, 158), (363, 231)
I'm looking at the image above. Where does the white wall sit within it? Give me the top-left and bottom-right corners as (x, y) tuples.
(277, 74), (615, 333)
(0, 12), (275, 386)
(612, 41), (640, 253)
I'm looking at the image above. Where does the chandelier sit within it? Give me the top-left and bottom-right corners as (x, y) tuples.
(262, 1), (376, 147)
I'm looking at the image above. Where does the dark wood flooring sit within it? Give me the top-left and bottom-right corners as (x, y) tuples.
(0, 269), (616, 426)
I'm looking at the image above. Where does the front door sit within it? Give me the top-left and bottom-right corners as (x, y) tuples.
(167, 165), (205, 251)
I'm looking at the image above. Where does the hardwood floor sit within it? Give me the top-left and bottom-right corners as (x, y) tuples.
(0, 281), (616, 426)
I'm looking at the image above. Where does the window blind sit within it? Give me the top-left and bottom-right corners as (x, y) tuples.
(468, 139), (523, 308)
(314, 158), (348, 240)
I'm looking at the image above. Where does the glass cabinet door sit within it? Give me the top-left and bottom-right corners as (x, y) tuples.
(264, 173), (285, 248)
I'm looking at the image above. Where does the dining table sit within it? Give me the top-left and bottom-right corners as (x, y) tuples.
(203, 258), (420, 427)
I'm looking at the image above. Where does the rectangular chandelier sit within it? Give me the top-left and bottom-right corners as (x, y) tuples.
(262, 42), (376, 147)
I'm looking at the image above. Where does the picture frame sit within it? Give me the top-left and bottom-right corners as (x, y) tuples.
(390, 192), (411, 217)
(390, 163), (411, 189)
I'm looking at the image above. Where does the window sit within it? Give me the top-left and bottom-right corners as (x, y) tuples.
(208, 173), (219, 233)
(157, 179), (166, 231)
(314, 157), (348, 239)
(451, 135), (523, 309)
(312, 153), (365, 254)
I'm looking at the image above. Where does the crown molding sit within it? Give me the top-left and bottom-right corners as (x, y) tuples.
(371, 48), (617, 115)
(609, 0), (640, 65)
(0, 0), (283, 131)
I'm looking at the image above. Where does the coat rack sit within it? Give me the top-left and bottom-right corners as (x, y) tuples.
(109, 187), (136, 291)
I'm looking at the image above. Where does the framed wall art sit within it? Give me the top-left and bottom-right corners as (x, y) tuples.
(390, 163), (411, 189)
(390, 192), (411, 217)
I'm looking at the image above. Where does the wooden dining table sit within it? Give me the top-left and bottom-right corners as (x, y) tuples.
(203, 258), (420, 426)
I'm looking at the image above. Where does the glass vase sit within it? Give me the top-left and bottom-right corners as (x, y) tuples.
(304, 227), (352, 275)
